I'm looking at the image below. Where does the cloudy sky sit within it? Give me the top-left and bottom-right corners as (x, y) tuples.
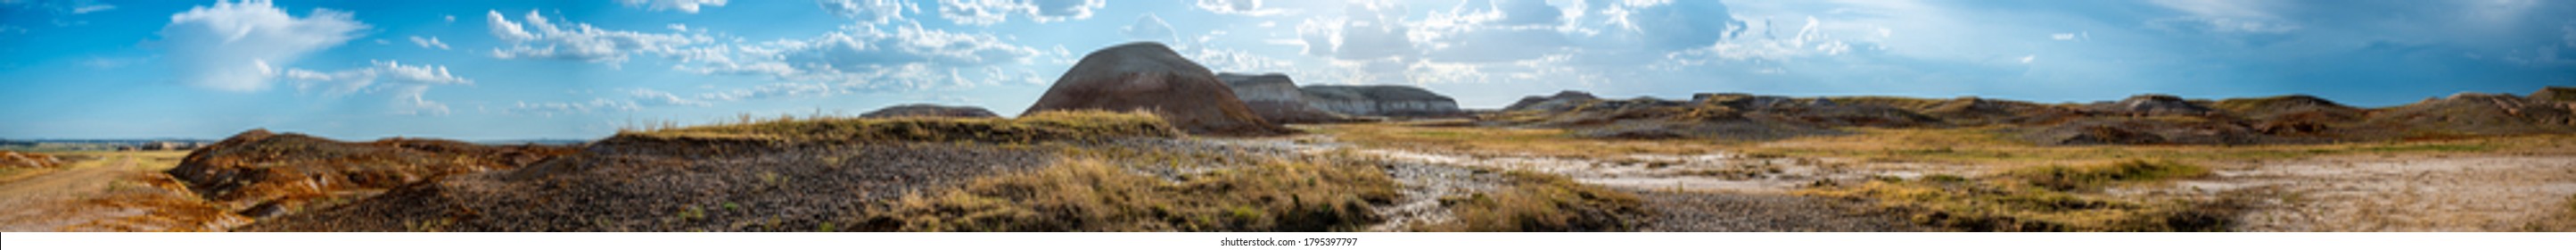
(3, 0), (2572, 139)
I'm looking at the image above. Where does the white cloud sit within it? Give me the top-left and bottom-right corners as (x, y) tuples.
(2052, 33), (2077, 40)
(1194, 0), (1287, 16)
(445, 15), (457, 22)
(70, 4), (111, 13)
(1121, 13), (1176, 44)
(159, 0), (369, 92)
(2020, 54), (2036, 63)
(616, 0), (728, 13)
(277, 61), (471, 96)
(487, 10), (713, 64)
(408, 36), (450, 50)
(1665, 16), (1868, 65)
(627, 88), (711, 106)
(275, 61), (473, 116)
(486, 10), (535, 42)
(935, 0), (1104, 26)
(820, 0), (913, 25)
(671, 24), (1040, 90)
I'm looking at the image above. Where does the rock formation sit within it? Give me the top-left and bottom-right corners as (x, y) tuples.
(1300, 85), (1464, 117)
(1023, 42), (1292, 136)
(1217, 72), (1356, 123)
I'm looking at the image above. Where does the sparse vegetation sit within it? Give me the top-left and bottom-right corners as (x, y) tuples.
(1416, 171), (1644, 232)
(1800, 160), (2236, 231)
(619, 110), (1183, 144)
(2001, 160), (2210, 191)
(863, 156), (1397, 232)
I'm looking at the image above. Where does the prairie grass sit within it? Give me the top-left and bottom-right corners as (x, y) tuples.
(864, 156), (1398, 232)
(1800, 160), (2236, 231)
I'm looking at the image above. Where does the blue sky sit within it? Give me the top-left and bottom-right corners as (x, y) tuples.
(3, 0), (2572, 140)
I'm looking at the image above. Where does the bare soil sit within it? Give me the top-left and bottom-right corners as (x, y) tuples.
(2183, 154), (2576, 231)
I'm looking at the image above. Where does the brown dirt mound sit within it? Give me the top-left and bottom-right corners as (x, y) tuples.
(1504, 90), (1600, 112)
(1024, 42), (1292, 137)
(2532, 86), (2576, 103)
(237, 112), (1348, 231)
(2213, 95), (2361, 120)
(2366, 93), (2576, 136)
(1, 151), (62, 169)
(2086, 94), (2218, 116)
(162, 129), (580, 219)
(2025, 117), (2281, 146)
(858, 104), (999, 119)
(1918, 96), (2084, 126)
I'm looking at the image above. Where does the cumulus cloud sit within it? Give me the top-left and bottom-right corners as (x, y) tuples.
(672, 24), (1041, 90)
(275, 61), (473, 115)
(935, 0), (1104, 26)
(408, 36), (450, 50)
(158, 0), (368, 92)
(486, 11), (535, 42)
(1121, 13), (1176, 44)
(616, 0), (728, 13)
(1665, 16), (1864, 65)
(276, 61), (471, 96)
(819, 0), (913, 25)
(486, 10), (713, 64)
(1194, 0), (1286, 16)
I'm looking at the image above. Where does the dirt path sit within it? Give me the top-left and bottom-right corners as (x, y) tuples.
(0, 154), (136, 231)
(2186, 155), (2576, 231)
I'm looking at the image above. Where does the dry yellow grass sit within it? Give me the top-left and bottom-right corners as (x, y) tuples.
(1415, 171), (1644, 232)
(1743, 126), (2576, 166)
(864, 156), (1398, 232)
(1313, 122), (2574, 168)
(1799, 160), (2235, 231)
(619, 110), (1181, 144)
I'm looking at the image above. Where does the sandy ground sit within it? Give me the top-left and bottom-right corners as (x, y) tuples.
(0, 154), (143, 231)
(2184, 154), (2576, 231)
